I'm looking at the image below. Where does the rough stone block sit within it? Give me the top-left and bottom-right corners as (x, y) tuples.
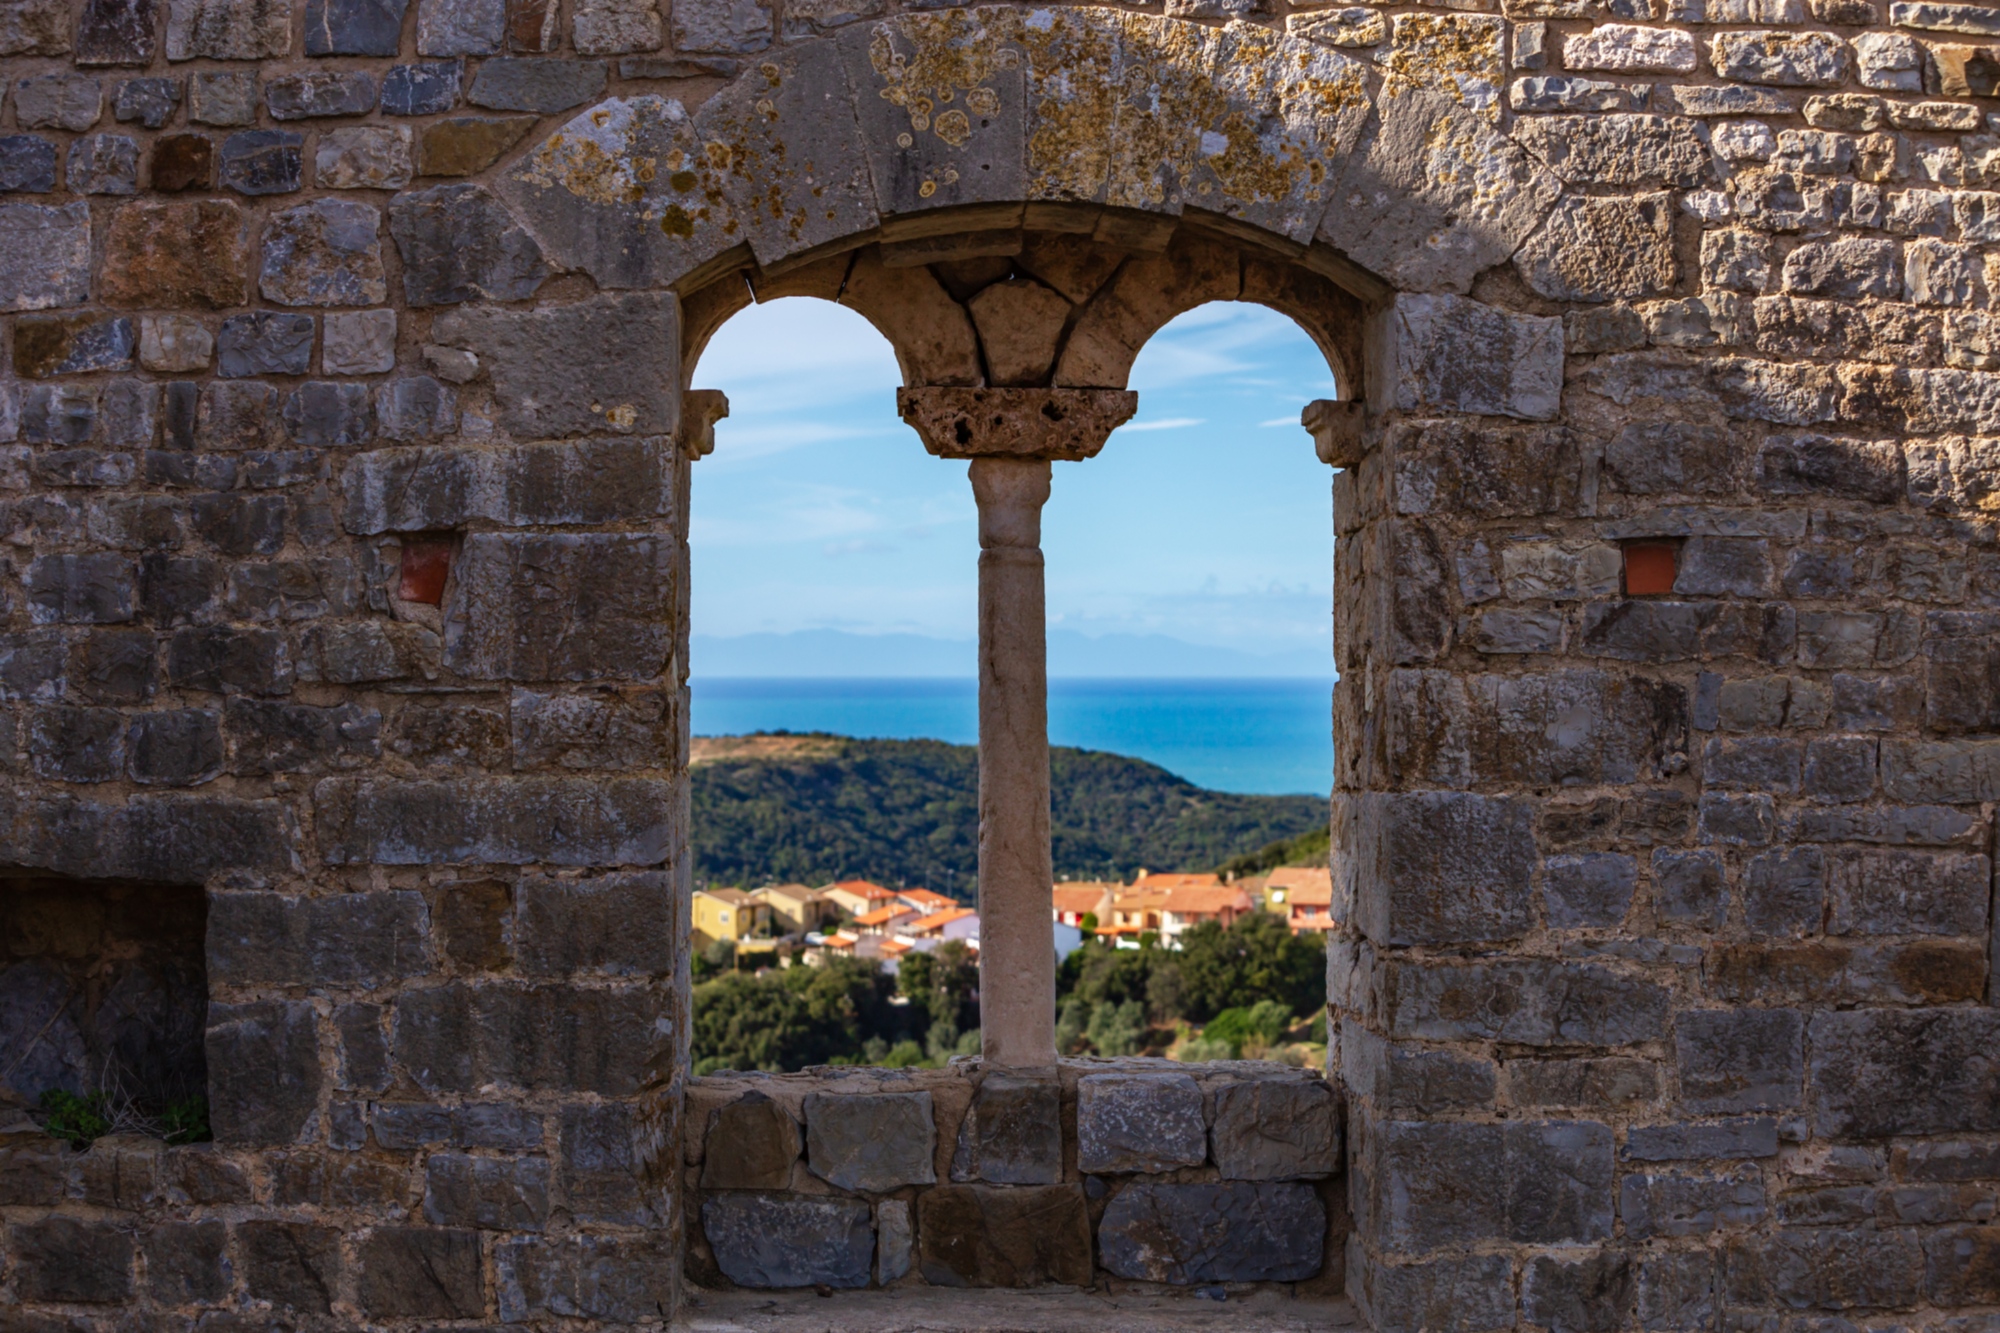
(219, 129), (303, 195)
(218, 312), (313, 377)
(1676, 1009), (1804, 1114)
(1380, 958), (1670, 1046)
(1518, 193), (1677, 303)
(267, 70), (379, 119)
(702, 1092), (801, 1189)
(431, 292), (678, 436)
(1358, 1249), (1517, 1333)
(9, 1217), (134, 1303)
(238, 1220), (340, 1311)
(357, 1226), (485, 1317)
(323, 309), (398, 376)
(1099, 1181), (1324, 1283)
(391, 979), (669, 1094)
(389, 182), (548, 305)
(67, 134), (139, 195)
(805, 1089), (936, 1192)
(1077, 1071), (1207, 1174)
(1345, 791), (1535, 945)
(1377, 293), (1563, 421)
(260, 198), (386, 307)
(144, 1220), (229, 1302)
(1209, 1076), (1339, 1180)
(1810, 1008), (2000, 1138)
(1543, 852), (1638, 929)
(206, 1000), (321, 1145)
(1826, 848), (1990, 936)
(514, 871), (674, 976)
(1653, 848), (1727, 927)
(418, 0), (505, 53)
(702, 1193), (874, 1288)
(1723, 1228), (1922, 1309)
(495, 1235), (673, 1322)
(0, 134), (57, 192)
(16, 74), (102, 130)
(468, 56), (607, 111)
(1523, 1250), (1635, 1333)
(441, 534), (673, 681)
(917, 1184), (1092, 1288)
(423, 1152), (551, 1230)
(384, 60), (462, 114)
(951, 1071), (1061, 1185)
(417, 113), (537, 175)
(0, 202), (92, 311)
(1370, 1119), (1614, 1249)
(306, 0), (409, 53)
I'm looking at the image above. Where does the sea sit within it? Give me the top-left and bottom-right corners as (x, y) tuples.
(690, 677), (1335, 796)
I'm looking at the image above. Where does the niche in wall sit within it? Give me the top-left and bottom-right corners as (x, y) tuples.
(0, 874), (208, 1126)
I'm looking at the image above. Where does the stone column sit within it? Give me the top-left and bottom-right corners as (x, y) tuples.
(897, 387), (1137, 1068)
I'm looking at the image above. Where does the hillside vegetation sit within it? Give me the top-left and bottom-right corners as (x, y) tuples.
(690, 734), (1325, 896)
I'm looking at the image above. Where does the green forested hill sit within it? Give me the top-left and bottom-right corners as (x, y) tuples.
(690, 734), (1326, 897)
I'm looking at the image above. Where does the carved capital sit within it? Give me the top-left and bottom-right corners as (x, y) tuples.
(897, 387), (1137, 461)
(1302, 398), (1365, 468)
(679, 389), (729, 460)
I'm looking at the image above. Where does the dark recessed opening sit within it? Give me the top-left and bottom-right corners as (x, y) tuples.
(1622, 541), (1678, 596)
(0, 874), (209, 1135)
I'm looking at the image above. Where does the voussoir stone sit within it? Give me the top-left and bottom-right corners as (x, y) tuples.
(1077, 1070), (1207, 1173)
(1098, 1181), (1325, 1283)
(702, 1091), (801, 1190)
(701, 1193), (873, 1289)
(1210, 1077), (1341, 1180)
(805, 1090), (936, 1192)
(389, 183), (547, 306)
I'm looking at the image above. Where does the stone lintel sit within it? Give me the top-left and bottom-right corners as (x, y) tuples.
(896, 387), (1138, 461)
(680, 388), (728, 460)
(1302, 398), (1365, 468)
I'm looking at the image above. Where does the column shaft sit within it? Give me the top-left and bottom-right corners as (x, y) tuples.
(971, 457), (1056, 1068)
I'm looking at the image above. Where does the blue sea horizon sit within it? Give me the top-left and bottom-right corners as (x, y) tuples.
(690, 676), (1335, 797)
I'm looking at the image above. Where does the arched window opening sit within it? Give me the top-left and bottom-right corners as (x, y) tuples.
(1047, 301), (1339, 1066)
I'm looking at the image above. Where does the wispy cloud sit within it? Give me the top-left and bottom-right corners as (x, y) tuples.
(1116, 416), (1206, 433)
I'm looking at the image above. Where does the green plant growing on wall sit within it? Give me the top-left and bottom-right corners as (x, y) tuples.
(38, 1089), (111, 1150)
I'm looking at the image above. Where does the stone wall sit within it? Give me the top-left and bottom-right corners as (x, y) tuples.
(2, 0), (2000, 1326)
(682, 1060), (1343, 1297)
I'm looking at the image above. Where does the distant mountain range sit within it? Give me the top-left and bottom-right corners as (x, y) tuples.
(691, 628), (1332, 678)
(691, 734), (1327, 897)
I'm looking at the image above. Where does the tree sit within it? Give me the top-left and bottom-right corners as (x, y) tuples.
(1174, 912), (1325, 1024)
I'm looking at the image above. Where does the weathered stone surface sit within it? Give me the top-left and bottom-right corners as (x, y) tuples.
(951, 1071), (1061, 1185)
(1345, 791), (1536, 945)
(496, 1234), (672, 1322)
(102, 201), (244, 309)
(111, 77), (178, 127)
(917, 1184), (1092, 1287)
(804, 1090), (936, 1192)
(357, 1227), (483, 1317)
(1724, 1228), (1923, 1310)
(1369, 1118), (1614, 1248)
(66, 133), (139, 194)
(16, 74), (102, 130)
(306, 0), (409, 54)
(0, 134), (57, 192)
(316, 776), (671, 866)
(431, 292), (675, 435)
(323, 308), (397, 375)
(1077, 1070), (1206, 1173)
(574, 0), (659, 51)
(1712, 31), (1851, 85)
(1564, 23), (1696, 72)
(1676, 1008), (1804, 1114)
(418, 0), (504, 52)
(1358, 1251), (1517, 1333)
(1099, 1181), (1324, 1283)
(1518, 194), (1677, 303)
(1809, 1008), (2000, 1138)
(898, 387), (1135, 460)
(0, 203), (91, 312)
(416, 114), (536, 177)
(468, 57), (606, 111)
(220, 130), (303, 195)
(389, 182), (547, 305)
(209, 891), (425, 987)
(0, 0), (71, 53)
(424, 1152), (551, 1230)
(384, 61), (463, 114)
(259, 198), (386, 307)
(703, 1091), (801, 1189)
(268, 70), (378, 119)
(10, 1217), (135, 1304)
(1319, 92), (1556, 295)
(1210, 1077), (1339, 1180)
(166, 0), (289, 58)
(206, 1000), (321, 1145)
(149, 132), (213, 191)
(218, 312), (314, 377)
(1379, 294), (1563, 420)
(437, 533), (670, 680)
(703, 1193), (874, 1288)
(1621, 1167), (1767, 1238)
(187, 70), (255, 124)
(1381, 957), (1670, 1045)
(14, 315), (136, 377)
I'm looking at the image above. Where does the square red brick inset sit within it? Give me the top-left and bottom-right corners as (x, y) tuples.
(399, 536), (454, 605)
(1623, 542), (1677, 596)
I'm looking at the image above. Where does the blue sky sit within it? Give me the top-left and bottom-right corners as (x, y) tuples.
(687, 294), (1340, 671)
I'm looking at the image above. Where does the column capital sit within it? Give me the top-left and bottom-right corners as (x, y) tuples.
(897, 387), (1137, 461)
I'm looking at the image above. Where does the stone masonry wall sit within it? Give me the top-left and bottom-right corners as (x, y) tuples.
(2, 0), (2000, 1325)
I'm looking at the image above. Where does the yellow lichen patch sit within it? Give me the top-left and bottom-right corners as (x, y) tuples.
(1103, 12), (1223, 209)
(868, 8), (1021, 155)
(1018, 6), (1120, 202)
(1381, 13), (1504, 123)
(516, 97), (665, 205)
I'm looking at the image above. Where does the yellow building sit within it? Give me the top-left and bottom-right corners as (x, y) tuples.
(692, 888), (771, 947)
(751, 883), (834, 934)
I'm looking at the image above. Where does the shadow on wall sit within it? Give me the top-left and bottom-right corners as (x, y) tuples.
(0, 876), (209, 1135)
